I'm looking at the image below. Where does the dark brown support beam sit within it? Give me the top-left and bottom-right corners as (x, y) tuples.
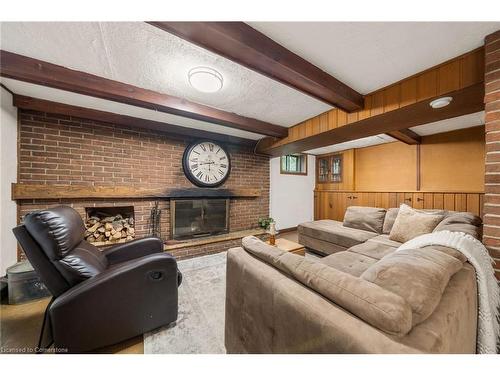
(386, 129), (422, 145)
(13, 95), (257, 147)
(0, 50), (288, 138)
(257, 83), (484, 156)
(148, 22), (364, 112)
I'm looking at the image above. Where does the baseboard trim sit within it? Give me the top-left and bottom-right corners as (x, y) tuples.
(279, 226), (297, 234)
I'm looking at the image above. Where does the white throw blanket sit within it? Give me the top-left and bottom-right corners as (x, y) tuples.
(398, 230), (500, 354)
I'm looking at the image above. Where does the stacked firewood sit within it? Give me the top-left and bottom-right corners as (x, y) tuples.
(84, 214), (135, 245)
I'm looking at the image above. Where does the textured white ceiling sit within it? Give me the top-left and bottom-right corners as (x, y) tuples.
(410, 111), (484, 136)
(0, 78), (263, 140)
(0, 22), (493, 147)
(0, 22), (331, 127)
(249, 22), (500, 94)
(306, 134), (395, 155)
(306, 112), (485, 155)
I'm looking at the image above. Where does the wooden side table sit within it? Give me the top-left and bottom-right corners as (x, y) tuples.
(266, 238), (306, 256)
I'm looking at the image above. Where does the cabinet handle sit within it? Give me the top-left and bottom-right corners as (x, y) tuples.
(404, 198), (412, 202)
(417, 197), (424, 202)
(352, 196), (358, 200)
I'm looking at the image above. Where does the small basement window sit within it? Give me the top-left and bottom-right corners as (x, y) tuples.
(280, 154), (307, 175)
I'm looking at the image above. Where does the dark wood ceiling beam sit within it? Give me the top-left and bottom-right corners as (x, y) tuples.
(386, 129), (422, 145)
(13, 95), (257, 147)
(0, 50), (288, 138)
(257, 83), (484, 156)
(148, 22), (364, 112)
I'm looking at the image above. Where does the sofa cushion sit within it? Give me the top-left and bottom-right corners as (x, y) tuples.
(242, 236), (413, 336)
(348, 237), (398, 261)
(367, 234), (402, 248)
(383, 207), (447, 235)
(422, 244), (467, 263)
(320, 251), (378, 276)
(298, 233), (348, 255)
(343, 206), (386, 234)
(389, 204), (444, 243)
(361, 247), (463, 325)
(433, 212), (482, 239)
(298, 220), (378, 249)
(382, 208), (399, 234)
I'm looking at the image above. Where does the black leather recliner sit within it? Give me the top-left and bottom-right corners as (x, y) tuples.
(12, 205), (181, 353)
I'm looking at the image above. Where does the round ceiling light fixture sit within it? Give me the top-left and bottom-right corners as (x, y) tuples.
(188, 66), (223, 93)
(429, 96), (453, 109)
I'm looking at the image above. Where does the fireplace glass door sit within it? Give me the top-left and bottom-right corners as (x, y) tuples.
(171, 199), (229, 240)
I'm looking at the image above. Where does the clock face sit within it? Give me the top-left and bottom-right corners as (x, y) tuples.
(182, 140), (231, 187)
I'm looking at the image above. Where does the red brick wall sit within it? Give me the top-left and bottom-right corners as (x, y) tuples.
(483, 29), (500, 279)
(17, 109), (270, 258)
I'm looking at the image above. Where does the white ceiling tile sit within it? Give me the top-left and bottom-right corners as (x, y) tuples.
(410, 112), (485, 136)
(306, 134), (395, 155)
(249, 22), (500, 94)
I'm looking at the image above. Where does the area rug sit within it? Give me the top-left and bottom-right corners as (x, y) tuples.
(143, 249), (319, 354)
(144, 252), (227, 354)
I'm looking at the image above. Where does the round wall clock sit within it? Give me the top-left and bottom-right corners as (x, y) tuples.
(182, 140), (231, 187)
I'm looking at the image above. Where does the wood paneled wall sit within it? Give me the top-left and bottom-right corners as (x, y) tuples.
(270, 48), (484, 149)
(315, 191), (484, 221)
(314, 127), (485, 220)
(354, 142), (418, 191)
(420, 126), (485, 191)
(316, 126), (484, 192)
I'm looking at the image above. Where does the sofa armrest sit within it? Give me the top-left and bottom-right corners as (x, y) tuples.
(49, 253), (178, 352)
(103, 236), (164, 264)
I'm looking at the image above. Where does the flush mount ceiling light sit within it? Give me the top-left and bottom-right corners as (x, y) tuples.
(188, 66), (223, 93)
(429, 96), (453, 109)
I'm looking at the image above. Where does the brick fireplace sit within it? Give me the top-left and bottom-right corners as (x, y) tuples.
(16, 109), (270, 260)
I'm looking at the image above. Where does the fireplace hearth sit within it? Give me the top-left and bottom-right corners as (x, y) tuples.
(171, 199), (229, 240)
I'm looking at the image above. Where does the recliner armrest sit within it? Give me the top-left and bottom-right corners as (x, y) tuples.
(103, 236), (164, 264)
(49, 252), (179, 352)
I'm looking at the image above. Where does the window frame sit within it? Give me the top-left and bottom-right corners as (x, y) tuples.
(280, 153), (308, 176)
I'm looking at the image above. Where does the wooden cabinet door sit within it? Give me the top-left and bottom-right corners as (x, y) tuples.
(423, 193), (434, 209)
(350, 192), (361, 206)
(466, 193), (481, 216)
(314, 192), (320, 220)
(326, 192), (335, 219)
(335, 192), (348, 220)
(413, 193), (424, 209)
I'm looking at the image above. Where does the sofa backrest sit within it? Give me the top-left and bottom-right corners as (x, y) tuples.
(433, 211), (482, 238)
(361, 246), (465, 325)
(241, 236), (413, 336)
(382, 207), (482, 239)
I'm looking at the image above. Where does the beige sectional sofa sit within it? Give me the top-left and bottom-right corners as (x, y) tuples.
(225, 206), (482, 354)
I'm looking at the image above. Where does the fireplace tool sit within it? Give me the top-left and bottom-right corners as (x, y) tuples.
(149, 201), (162, 239)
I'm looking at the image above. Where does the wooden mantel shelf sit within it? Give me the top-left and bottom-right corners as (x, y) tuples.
(11, 183), (261, 200)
